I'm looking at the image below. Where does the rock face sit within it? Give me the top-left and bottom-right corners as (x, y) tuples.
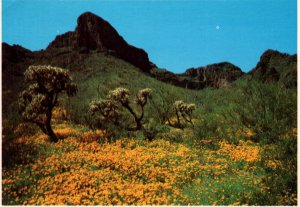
(2, 43), (33, 64)
(181, 62), (244, 88)
(2, 43), (34, 78)
(2, 43), (35, 111)
(250, 49), (297, 88)
(152, 62), (244, 89)
(48, 12), (151, 72)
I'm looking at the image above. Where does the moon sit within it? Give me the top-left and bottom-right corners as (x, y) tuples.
(216, 25), (220, 30)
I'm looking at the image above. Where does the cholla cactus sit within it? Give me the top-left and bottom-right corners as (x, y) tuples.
(89, 99), (120, 125)
(19, 93), (48, 123)
(135, 88), (152, 106)
(186, 104), (196, 115)
(174, 100), (196, 127)
(19, 65), (77, 142)
(174, 100), (185, 111)
(91, 87), (152, 130)
(24, 65), (77, 96)
(108, 88), (130, 105)
(110, 87), (152, 130)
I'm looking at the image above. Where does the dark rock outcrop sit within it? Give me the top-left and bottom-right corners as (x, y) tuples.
(2, 43), (34, 77)
(2, 43), (33, 64)
(2, 43), (34, 109)
(47, 32), (77, 49)
(152, 62), (244, 89)
(181, 62), (244, 88)
(47, 12), (152, 72)
(249, 49), (297, 88)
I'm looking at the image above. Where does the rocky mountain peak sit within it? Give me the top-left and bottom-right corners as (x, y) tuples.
(249, 49), (297, 87)
(47, 12), (152, 72)
(75, 12), (122, 50)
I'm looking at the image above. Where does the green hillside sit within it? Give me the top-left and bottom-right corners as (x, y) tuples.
(59, 53), (201, 125)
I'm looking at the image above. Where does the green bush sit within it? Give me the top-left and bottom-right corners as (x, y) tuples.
(194, 86), (242, 144)
(231, 80), (296, 143)
(259, 133), (297, 205)
(149, 87), (182, 125)
(142, 119), (169, 141)
(194, 79), (296, 144)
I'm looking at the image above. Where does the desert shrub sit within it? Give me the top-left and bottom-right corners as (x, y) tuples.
(230, 80), (296, 143)
(2, 101), (22, 144)
(142, 119), (169, 141)
(18, 65), (77, 142)
(173, 100), (196, 128)
(256, 132), (297, 205)
(149, 87), (181, 125)
(195, 103), (242, 144)
(194, 78), (296, 144)
(195, 113), (224, 139)
(161, 128), (184, 143)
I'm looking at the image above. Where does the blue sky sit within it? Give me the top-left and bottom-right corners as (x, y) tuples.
(3, 0), (297, 73)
